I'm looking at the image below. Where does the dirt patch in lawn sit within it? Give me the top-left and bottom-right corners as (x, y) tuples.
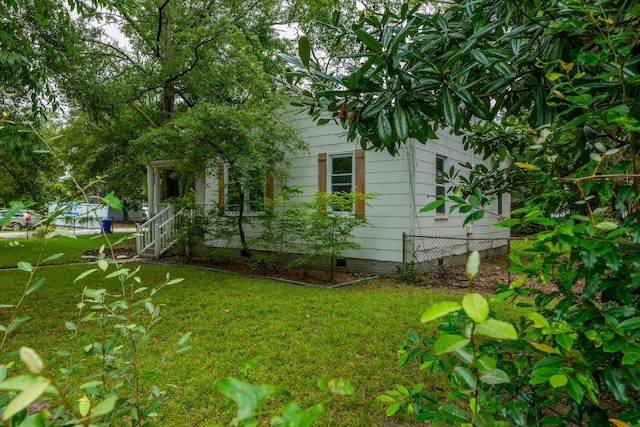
(404, 256), (547, 294)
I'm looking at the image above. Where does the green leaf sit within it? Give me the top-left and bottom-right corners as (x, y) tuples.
(17, 261), (33, 272)
(26, 277), (45, 296)
(514, 162), (540, 171)
(377, 394), (396, 403)
(102, 192), (122, 211)
(452, 366), (477, 393)
(466, 251), (480, 281)
(298, 36), (311, 67)
(41, 253), (64, 263)
(595, 221), (618, 230)
(392, 104), (409, 141)
(178, 332), (192, 345)
(533, 86), (552, 128)
(434, 334), (470, 355)
(550, 374), (568, 388)
(420, 198), (445, 213)
(621, 365), (640, 390)
(617, 317), (640, 331)
(604, 367), (628, 404)
(0, 375), (59, 398)
(567, 376), (584, 403)
(421, 301), (462, 323)
(474, 319), (518, 340)
(527, 312), (550, 328)
(386, 402), (401, 416)
(360, 93), (392, 120)
(88, 395), (118, 419)
(561, 113), (595, 132)
(355, 29), (382, 52)
(218, 378), (289, 423)
(442, 87), (458, 127)
(462, 293), (488, 323)
(556, 334), (574, 350)
(74, 269), (97, 283)
(439, 405), (472, 423)
(79, 395), (91, 417)
(480, 368), (510, 385)
(3, 379), (50, 420)
(473, 356), (496, 373)
(8, 316), (31, 333)
(20, 347), (43, 374)
(376, 112), (393, 146)
(105, 268), (130, 279)
(98, 259), (109, 272)
(272, 402), (324, 427)
(545, 72), (564, 81)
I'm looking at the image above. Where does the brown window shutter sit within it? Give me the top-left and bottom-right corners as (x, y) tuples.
(355, 149), (365, 218)
(218, 163), (225, 216)
(266, 174), (274, 213)
(318, 153), (327, 193)
(318, 153), (327, 212)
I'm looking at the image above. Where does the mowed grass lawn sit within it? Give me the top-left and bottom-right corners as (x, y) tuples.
(0, 234), (517, 426)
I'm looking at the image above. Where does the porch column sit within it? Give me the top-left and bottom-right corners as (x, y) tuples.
(153, 166), (161, 214)
(147, 164), (154, 216)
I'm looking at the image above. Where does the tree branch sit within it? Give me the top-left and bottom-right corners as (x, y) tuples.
(166, 0), (263, 84)
(155, 0), (171, 58)
(129, 102), (159, 128)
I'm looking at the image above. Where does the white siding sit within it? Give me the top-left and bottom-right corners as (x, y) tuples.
(202, 111), (510, 267)
(411, 129), (510, 240)
(282, 112), (414, 263)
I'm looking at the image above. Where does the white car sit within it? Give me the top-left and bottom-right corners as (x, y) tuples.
(0, 210), (39, 230)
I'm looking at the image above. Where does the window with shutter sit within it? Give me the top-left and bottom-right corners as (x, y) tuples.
(318, 150), (365, 217)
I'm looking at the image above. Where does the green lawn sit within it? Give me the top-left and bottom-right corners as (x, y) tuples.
(0, 235), (519, 426)
(0, 232), (133, 268)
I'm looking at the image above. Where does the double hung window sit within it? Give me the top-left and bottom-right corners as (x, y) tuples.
(223, 164), (266, 214)
(329, 154), (354, 212)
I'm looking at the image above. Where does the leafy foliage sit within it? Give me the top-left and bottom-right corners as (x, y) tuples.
(284, 0), (640, 424)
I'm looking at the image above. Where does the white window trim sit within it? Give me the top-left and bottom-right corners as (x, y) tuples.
(435, 155), (447, 219)
(328, 152), (355, 214)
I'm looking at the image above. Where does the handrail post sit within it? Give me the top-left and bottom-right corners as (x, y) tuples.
(136, 223), (141, 253)
(154, 222), (161, 258)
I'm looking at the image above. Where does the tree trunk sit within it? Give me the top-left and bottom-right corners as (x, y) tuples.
(238, 192), (250, 257)
(160, 10), (174, 123)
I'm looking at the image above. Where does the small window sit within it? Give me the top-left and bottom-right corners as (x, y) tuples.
(497, 193), (503, 216)
(330, 155), (353, 194)
(435, 156), (446, 215)
(224, 164), (265, 214)
(329, 154), (354, 212)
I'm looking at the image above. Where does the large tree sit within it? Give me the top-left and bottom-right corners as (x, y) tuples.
(51, 0), (306, 207)
(283, 0), (640, 424)
(0, 0), (119, 207)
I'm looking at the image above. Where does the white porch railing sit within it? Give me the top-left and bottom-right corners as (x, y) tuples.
(136, 205), (179, 258)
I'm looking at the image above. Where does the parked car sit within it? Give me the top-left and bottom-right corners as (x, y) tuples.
(0, 210), (40, 230)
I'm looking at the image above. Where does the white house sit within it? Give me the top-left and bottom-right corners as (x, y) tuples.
(140, 111), (510, 273)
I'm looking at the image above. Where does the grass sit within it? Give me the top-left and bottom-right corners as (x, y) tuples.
(0, 234), (526, 426)
(0, 232), (132, 269)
